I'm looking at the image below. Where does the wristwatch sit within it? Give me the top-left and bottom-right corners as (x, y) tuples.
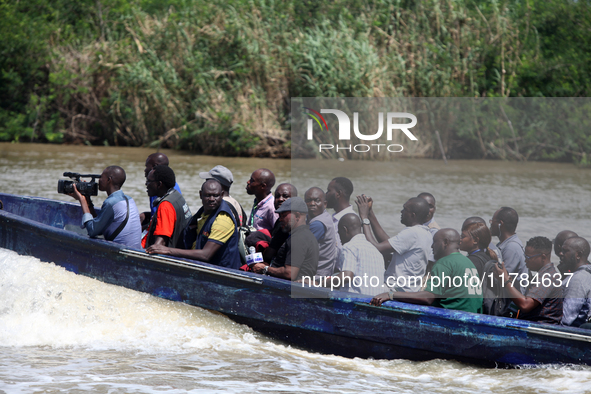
(262, 266), (269, 275)
(362, 218), (371, 226)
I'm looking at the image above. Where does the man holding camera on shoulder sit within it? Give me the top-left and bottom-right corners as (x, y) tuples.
(69, 166), (142, 249)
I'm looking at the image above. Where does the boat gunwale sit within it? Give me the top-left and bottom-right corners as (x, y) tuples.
(2, 192), (591, 366)
(2, 193), (591, 339)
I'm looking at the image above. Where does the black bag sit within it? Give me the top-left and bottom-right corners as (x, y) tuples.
(227, 203), (256, 265)
(481, 260), (512, 316)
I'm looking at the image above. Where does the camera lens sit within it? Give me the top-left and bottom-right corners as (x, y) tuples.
(57, 180), (74, 194)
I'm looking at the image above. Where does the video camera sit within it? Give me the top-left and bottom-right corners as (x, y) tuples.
(57, 172), (100, 196)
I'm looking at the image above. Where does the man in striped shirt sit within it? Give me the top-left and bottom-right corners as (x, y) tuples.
(334, 213), (385, 296)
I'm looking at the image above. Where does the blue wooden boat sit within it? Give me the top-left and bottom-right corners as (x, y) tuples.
(1, 192), (590, 367)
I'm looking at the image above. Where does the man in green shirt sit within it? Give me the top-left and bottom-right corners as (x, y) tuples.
(371, 228), (483, 313)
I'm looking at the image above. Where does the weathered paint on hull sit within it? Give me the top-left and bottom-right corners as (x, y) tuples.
(1, 193), (590, 367)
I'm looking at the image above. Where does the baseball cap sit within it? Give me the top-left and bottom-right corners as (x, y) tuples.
(199, 165), (233, 188)
(275, 197), (308, 213)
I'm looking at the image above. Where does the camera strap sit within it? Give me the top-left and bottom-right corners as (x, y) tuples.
(106, 196), (130, 241)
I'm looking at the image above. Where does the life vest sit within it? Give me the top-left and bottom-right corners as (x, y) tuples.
(183, 200), (241, 270)
(145, 189), (191, 248)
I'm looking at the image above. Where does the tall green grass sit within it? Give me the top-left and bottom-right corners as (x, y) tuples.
(1, 0), (590, 161)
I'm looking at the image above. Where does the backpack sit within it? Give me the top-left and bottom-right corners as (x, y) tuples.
(481, 260), (512, 316)
(227, 203), (256, 265)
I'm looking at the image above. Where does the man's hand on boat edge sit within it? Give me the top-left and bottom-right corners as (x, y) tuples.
(146, 244), (172, 255)
(370, 292), (391, 306)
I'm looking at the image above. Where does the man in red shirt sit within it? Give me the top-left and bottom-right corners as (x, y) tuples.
(142, 165), (192, 249)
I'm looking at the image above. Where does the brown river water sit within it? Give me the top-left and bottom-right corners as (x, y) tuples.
(0, 143), (590, 393)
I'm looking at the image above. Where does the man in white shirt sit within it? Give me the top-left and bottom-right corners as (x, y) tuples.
(335, 213), (385, 296)
(356, 196), (432, 292)
(325, 177), (356, 233)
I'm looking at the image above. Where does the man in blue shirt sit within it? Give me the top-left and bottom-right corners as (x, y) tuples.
(490, 207), (528, 293)
(70, 166), (142, 249)
(304, 187), (339, 276)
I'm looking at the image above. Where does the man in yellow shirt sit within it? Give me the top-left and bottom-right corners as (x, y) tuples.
(146, 179), (240, 269)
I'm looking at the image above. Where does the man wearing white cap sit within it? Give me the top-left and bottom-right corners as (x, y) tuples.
(199, 165), (247, 226)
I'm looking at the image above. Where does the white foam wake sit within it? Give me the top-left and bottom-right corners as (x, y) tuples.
(0, 248), (255, 352)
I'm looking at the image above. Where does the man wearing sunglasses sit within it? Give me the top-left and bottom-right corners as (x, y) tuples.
(493, 236), (563, 324)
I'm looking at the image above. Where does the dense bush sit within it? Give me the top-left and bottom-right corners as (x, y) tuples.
(1, 0), (590, 160)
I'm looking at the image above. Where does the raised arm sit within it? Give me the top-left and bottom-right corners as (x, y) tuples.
(356, 195), (394, 253)
(356, 195), (390, 242)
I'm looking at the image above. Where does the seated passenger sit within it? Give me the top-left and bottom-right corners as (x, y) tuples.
(371, 229), (482, 313)
(560, 237), (591, 328)
(460, 221), (498, 278)
(494, 236), (563, 324)
(356, 195), (432, 292)
(199, 165), (247, 226)
(246, 168), (277, 232)
(554, 230), (578, 277)
(462, 216), (500, 256)
(69, 165), (142, 249)
(326, 177), (357, 229)
(142, 165), (192, 249)
(305, 187), (339, 276)
(245, 183), (297, 257)
(140, 152), (182, 228)
(259, 183), (297, 262)
(146, 179), (240, 270)
(332, 213), (385, 296)
(251, 197), (319, 281)
(490, 207), (528, 293)
(417, 192), (440, 236)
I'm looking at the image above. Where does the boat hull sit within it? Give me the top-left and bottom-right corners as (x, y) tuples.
(1, 193), (590, 367)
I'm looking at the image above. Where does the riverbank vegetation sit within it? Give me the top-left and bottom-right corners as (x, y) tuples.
(1, 0), (590, 161)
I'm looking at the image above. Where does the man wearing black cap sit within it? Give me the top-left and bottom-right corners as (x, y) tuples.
(251, 197), (319, 281)
(199, 165), (247, 226)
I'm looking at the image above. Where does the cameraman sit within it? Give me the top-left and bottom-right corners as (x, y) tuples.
(69, 166), (142, 249)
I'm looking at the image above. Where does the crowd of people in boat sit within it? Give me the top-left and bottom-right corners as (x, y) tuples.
(68, 153), (591, 329)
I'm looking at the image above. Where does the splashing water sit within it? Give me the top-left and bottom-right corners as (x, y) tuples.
(1, 248), (591, 393)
